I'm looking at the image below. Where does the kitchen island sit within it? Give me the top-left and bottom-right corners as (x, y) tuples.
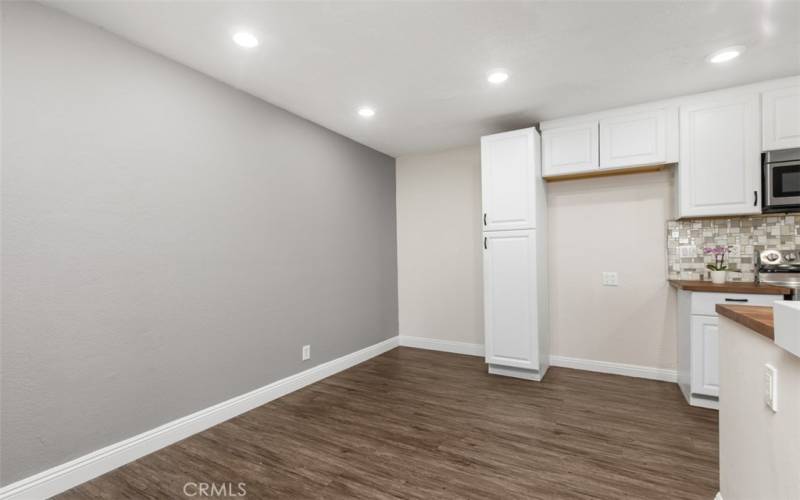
(715, 303), (800, 500)
(716, 304), (775, 339)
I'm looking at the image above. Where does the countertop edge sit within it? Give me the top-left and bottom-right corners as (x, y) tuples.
(716, 304), (774, 340)
(668, 279), (791, 296)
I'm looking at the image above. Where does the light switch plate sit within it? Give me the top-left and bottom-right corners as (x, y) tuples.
(302, 345), (311, 361)
(764, 363), (778, 412)
(602, 272), (619, 286)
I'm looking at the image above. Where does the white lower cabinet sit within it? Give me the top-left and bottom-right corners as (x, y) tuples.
(690, 315), (719, 397)
(483, 229), (539, 372)
(677, 290), (784, 409)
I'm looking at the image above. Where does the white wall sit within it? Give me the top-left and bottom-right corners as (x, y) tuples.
(396, 146), (483, 346)
(719, 316), (800, 500)
(395, 144), (677, 371)
(548, 170), (677, 370)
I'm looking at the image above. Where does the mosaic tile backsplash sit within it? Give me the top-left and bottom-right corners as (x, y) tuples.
(667, 215), (800, 282)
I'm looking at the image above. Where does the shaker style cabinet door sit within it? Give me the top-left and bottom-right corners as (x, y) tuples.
(599, 109), (667, 169)
(690, 315), (719, 397)
(762, 85), (800, 151)
(481, 129), (536, 231)
(678, 92), (761, 217)
(483, 229), (539, 370)
(541, 121), (599, 177)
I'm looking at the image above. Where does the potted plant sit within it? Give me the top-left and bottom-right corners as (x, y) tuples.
(704, 245), (730, 284)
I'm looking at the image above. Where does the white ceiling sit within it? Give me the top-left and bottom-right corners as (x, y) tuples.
(48, 1), (800, 157)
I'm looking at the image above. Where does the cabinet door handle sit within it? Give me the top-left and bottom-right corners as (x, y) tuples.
(754, 190), (758, 207)
(483, 213), (487, 226)
(484, 237), (488, 250)
(725, 298), (749, 303)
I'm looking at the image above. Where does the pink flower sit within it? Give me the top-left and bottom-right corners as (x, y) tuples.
(703, 245), (728, 256)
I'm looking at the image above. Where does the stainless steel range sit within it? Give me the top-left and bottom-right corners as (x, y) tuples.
(755, 246), (800, 300)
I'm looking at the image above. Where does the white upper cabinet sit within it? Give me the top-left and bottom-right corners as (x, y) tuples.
(483, 229), (539, 371)
(762, 85), (800, 151)
(541, 121), (598, 177)
(542, 107), (677, 178)
(481, 128), (537, 231)
(599, 109), (676, 169)
(678, 92), (761, 218)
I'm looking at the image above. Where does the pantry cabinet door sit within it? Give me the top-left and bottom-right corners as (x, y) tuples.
(483, 229), (539, 370)
(678, 93), (761, 217)
(481, 129), (536, 231)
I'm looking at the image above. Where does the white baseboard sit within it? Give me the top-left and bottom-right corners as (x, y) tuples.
(398, 336), (484, 356)
(0, 337), (680, 499)
(549, 355), (678, 383)
(0, 336), (399, 500)
(714, 492), (723, 500)
(394, 340), (676, 384)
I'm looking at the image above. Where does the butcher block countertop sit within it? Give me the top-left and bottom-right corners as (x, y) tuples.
(668, 279), (791, 296)
(716, 304), (775, 340)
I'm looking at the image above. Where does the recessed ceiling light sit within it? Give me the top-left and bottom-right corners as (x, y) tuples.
(487, 70), (509, 84)
(357, 107), (376, 118)
(707, 46), (745, 64)
(232, 31), (259, 48)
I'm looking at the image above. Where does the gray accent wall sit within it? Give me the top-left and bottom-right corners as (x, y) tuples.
(0, 2), (397, 485)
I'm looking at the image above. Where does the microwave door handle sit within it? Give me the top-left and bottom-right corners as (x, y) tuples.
(764, 164), (773, 207)
(766, 159), (800, 167)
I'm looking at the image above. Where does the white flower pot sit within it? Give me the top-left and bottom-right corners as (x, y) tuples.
(710, 270), (727, 284)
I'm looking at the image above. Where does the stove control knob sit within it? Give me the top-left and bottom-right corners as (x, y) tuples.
(765, 252), (780, 262)
(786, 253), (797, 262)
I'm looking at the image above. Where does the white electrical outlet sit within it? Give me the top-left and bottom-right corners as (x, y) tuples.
(729, 244), (741, 258)
(678, 245), (696, 258)
(602, 272), (619, 286)
(764, 364), (778, 412)
(302, 345), (311, 361)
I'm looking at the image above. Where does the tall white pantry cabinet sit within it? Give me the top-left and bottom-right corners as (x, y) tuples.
(481, 127), (549, 381)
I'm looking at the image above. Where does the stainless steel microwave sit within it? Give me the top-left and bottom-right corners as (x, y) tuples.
(763, 148), (800, 213)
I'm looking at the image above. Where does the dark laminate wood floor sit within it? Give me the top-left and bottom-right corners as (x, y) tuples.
(58, 347), (718, 499)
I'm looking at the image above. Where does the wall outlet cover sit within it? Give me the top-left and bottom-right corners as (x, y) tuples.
(302, 345), (311, 361)
(679, 245), (696, 258)
(602, 272), (619, 286)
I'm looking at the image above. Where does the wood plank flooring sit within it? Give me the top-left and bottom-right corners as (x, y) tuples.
(58, 347), (718, 499)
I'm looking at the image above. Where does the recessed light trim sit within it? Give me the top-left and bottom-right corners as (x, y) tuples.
(707, 46), (745, 64)
(357, 107), (376, 118)
(232, 31), (259, 48)
(487, 70), (509, 84)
